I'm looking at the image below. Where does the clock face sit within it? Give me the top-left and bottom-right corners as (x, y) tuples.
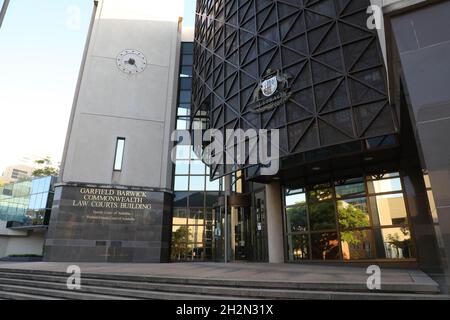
(116, 49), (147, 74)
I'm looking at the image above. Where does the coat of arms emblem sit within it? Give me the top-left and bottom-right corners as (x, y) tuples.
(251, 69), (292, 113)
(261, 76), (278, 97)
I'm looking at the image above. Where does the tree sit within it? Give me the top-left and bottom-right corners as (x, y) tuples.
(32, 156), (59, 177)
(171, 226), (192, 261)
(337, 201), (370, 246)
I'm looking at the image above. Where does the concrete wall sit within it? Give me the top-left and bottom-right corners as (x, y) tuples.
(0, 221), (45, 258)
(61, 0), (182, 190)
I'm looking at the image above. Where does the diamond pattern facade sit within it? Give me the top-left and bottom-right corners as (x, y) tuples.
(192, 0), (397, 179)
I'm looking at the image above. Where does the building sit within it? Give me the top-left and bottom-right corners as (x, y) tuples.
(44, 0), (450, 289)
(0, 176), (55, 259)
(1, 164), (35, 184)
(0, 0), (10, 28)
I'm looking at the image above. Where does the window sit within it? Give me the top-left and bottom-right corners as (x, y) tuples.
(113, 138), (125, 171)
(284, 172), (415, 262)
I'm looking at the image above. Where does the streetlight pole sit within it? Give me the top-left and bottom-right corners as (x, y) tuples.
(0, 0), (10, 29)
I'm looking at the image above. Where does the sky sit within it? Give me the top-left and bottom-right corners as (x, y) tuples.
(0, 0), (196, 173)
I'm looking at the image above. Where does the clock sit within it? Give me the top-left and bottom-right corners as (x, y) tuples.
(116, 49), (147, 74)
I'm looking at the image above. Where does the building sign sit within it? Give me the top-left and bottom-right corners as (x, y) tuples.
(250, 69), (292, 114)
(66, 187), (153, 224)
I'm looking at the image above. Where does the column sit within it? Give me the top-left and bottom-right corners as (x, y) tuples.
(265, 181), (284, 263)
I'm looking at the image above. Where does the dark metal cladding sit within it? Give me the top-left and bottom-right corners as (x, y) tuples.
(192, 0), (396, 179)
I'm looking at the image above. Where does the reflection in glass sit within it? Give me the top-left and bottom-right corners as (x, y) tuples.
(367, 177), (402, 194)
(285, 192), (306, 207)
(189, 176), (205, 190)
(311, 232), (340, 260)
(309, 201), (336, 231)
(171, 225), (190, 261)
(341, 230), (375, 260)
(337, 198), (369, 229)
(307, 185), (333, 203)
(188, 208), (204, 225)
(188, 225), (204, 243)
(370, 193), (407, 226)
(174, 176), (189, 190)
(335, 178), (365, 198)
(286, 204), (308, 232)
(287, 234), (310, 260)
(378, 227), (414, 259)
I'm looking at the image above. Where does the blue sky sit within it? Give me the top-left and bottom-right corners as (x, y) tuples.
(0, 0), (195, 172)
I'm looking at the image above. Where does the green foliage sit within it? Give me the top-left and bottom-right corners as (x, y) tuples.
(32, 156), (59, 177)
(171, 226), (192, 261)
(337, 201), (370, 246)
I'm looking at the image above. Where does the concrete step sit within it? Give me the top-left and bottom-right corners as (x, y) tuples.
(0, 291), (61, 300)
(0, 276), (244, 300)
(0, 268), (440, 294)
(0, 283), (137, 300)
(0, 270), (447, 300)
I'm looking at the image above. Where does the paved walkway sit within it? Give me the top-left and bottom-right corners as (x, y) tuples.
(0, 262), (437, 286)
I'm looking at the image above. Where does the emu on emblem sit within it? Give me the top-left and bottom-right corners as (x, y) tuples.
(261, 76), (278, 97)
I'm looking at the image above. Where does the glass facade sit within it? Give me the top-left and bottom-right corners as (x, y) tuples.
(171, 42), (222, 262)
(0, 176), (55, 227)
(284, 172), (415, 261)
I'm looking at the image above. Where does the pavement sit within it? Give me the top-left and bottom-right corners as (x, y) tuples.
(0, 262), (437, 287)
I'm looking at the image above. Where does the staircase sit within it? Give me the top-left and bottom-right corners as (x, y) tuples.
(0, 268), (447, 300)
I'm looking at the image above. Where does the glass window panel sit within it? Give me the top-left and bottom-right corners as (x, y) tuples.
(180, 77), (192, 90)
(340, 230), (376, 260)
(427, 190), (439, 223)
(41, 193), (49, 209)
(369, 193), (408, 227)
(176, 118), (189, 130)
(287, 234), (310, 261)
(171, 225), (189, 261)
(173, 208), (187, 218)
(423, 174), (432, 189)
(376, 227), (414, 259)
(175, 160), (189, 174)
(188, 208), (205, 225)
(113, 138), (125, 171)
(177, 104), (190, 116)
(337, 197), (370, 230)
(190, 160), (205, 175)
(179, 90), (192, 103)
(307, 185), (333, 203)
(42, 177), (51, 192)
(206, 178), (220, 191)
(285, 192), (306, 207)
(189, 176), (205, 191)
(335, 178), (365, 198)
(175, 145), (191, 160)
(29, 194), (37, 210)
(174, 176), (189, 191)
(309, 201), (336, 231)
(188, 225), (204, 243)
(367, 177), (402, 194)
(173, 192), (189, 207)
(181, 42), (194, 54)
(180, 66), (193, 77)
(188, 192), (204, 207)
(182, 54), (193, 65)
(34, 193), (43, 210)
(286, 204), (308, 232)
(311, 232), (340, 260)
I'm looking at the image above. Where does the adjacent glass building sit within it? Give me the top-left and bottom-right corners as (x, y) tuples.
(0, 176), (55, 228)
(0, 176), (56, 259)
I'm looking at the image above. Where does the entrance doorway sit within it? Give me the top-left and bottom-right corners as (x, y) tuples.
(212, 191), (268, 262)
